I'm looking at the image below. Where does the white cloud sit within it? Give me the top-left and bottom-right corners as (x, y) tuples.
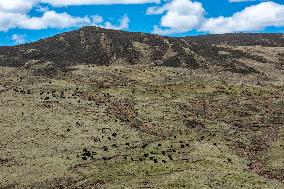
(1, 0), (283, 35)
(148, 0), (205, 35)
(18, 11), (92, 30)
(0, 9), (129, 31)
(0, 11), (92, 31)
(0, 0), (159, 13)
(146, 5), (167, 15)
(101, 15), (129, 30)
(92, 15), (104, 24)
(200, 1), (284, 34)
(150, 0), (284, 35)
(11, 34), (26, 44)
(0, 0), (35, 13)
(0, 12), (26, 31)
(0, 0), (147, 32)
(40, 0), (160, 6)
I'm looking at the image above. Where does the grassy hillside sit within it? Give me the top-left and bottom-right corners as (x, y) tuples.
(0, 28), (283, 188)
(0, 62), (283, 188)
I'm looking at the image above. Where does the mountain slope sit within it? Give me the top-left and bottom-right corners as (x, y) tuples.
(1, 27), (283, 76)
(0, 27), (201, 68)
(186, 33), (284, 47)
(0, 28), (283, 189)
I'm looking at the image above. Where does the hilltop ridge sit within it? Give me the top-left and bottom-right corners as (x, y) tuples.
(0, 27), (283, 76)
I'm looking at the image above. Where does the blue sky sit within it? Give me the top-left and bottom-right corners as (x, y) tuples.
(0, 0), (283, 46)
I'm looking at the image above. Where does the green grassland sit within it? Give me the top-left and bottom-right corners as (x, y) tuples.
(0, 64), (283, 189)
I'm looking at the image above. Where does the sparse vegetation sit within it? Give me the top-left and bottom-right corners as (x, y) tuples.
(0, 28), (283, 188)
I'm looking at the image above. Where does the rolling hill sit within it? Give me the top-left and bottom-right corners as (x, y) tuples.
(0, 27), (283, 189)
